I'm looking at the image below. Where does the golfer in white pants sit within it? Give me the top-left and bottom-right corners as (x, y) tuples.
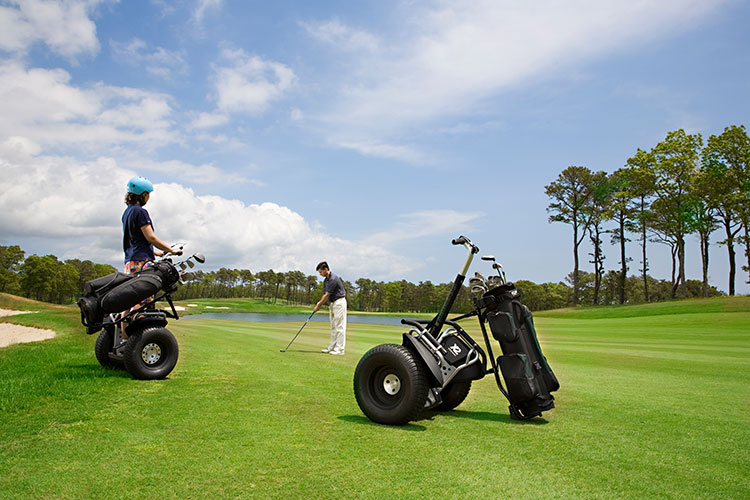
(313, 261), (347, 355)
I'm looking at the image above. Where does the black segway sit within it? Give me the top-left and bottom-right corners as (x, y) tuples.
(77, 251), (205, 380)
(353, 236), (559, 425)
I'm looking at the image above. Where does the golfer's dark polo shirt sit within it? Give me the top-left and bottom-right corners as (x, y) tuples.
(324, 273), (346, 303)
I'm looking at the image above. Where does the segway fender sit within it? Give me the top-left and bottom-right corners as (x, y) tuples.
(127, 311), (168, 334)
(402, 334), (443, 386)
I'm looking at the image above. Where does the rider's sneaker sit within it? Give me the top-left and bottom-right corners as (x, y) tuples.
(321, 348), (332, 353)
(329, 349), (344, 355)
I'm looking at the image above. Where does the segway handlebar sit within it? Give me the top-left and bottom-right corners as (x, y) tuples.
(451, 235), (479, 253)
(452, 235), (478, 277)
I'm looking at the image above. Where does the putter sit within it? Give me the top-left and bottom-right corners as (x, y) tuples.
(280, 312), (315, 352)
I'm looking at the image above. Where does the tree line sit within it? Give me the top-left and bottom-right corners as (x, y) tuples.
(546, 125), (749, 305)
(0, 245), (118, 304)
(1, 242), (721, 313)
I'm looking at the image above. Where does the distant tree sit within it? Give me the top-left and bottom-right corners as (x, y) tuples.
(702, 124), (750, 290)
(19, 254), (80, 303)
(94, 263), (117, 278)
(356, 278), (378, 311)
(383, 281), (403, 312)
(624, 149), (657, 302)
(650, 129), (703, 298)
(649, 207), (680, 295)
(607, 169), (638, 304)
(540, 282), (570, 310)
(65, 259), (98, 294)
(238, 269), (255, 297)
(55, 261), (80, 304)
(0, 245), (25, 293)
(690, 171), (719, 297)
(514, 280), (545, 311)
(545, 166), (595, 306)
(585, 170), (611, 305)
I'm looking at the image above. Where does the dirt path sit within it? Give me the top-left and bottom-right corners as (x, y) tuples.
(0, 309), (56, 348)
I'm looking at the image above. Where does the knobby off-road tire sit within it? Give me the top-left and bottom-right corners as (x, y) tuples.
(434, 380), (471, 411)
(353, 344), (428, 425)
(122, 327), (179, 380)
(94, 326), (123, 370)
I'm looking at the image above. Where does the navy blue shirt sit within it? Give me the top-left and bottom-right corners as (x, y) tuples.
(122, 203), (155, 262)
(324, 272), (346, 303)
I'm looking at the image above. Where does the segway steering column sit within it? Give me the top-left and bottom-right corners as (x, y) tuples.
(427, 236), (478, 337)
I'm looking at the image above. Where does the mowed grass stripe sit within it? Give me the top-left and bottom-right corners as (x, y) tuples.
(1, 294), (748, 499)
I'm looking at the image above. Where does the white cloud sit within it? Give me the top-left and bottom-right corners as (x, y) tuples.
(0, 0), (103, 59)
(365, 210), (485, 246)
(190, 111), (229, 129)
(301, 18), (379, 52)
(131, 158), (261, 186)
(0, 146), (413, 279)
(0, 60), (176, 151)
(290, 108), (303, 121)
(312, 0), (729, 161)
(333, 139), (432, 165)
(110, 38), (188, 79)
(212, 49), (296, 114)
(193, 0), (223, 24)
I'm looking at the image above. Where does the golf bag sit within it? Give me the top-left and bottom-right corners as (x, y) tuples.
(77, 261), (180, 334)
(479, 283), (559, 419)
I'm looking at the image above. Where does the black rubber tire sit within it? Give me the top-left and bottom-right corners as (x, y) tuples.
(434, 380), (472, 411)
(94, 326), (123, 370)
(122, 327), (179, 380)
(353, 344), (428, 425)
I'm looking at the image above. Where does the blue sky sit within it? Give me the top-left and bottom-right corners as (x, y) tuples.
(1, 0), (749, 293)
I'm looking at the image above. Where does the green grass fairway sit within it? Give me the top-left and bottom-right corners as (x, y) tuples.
(1, 294), (748, 499)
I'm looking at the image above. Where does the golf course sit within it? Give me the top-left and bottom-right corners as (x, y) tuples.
(0, 293), (748, 499)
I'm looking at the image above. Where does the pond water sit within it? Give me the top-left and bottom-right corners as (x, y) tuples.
(186, 312), (413, 326)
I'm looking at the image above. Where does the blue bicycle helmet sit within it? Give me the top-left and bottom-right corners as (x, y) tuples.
(127, 176), (154, 195)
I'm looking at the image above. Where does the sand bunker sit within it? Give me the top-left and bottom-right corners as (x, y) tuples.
(0, 309), (56, 348)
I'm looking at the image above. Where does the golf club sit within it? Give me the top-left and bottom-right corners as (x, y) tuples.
(487, 275), (504, 288)
(492, 262), (507, 284)
(280, 312), (315, 352)
(482, 255), (506, 283)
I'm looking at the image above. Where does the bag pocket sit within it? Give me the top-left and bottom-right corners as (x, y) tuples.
(100, 274), (162, 313)
(487, 310), (519, 343)
(498, 353), (539, 402)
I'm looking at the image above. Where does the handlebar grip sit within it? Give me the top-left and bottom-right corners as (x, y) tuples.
(452, 236), (468, 245)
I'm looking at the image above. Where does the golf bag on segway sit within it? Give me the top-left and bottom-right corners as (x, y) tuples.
(476, 283), (559, 419)
(77, 251), (205, 380)
(353, 236), (559, 425)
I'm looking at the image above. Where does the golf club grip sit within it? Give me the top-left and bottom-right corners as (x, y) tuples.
(451, 236), (468, 245)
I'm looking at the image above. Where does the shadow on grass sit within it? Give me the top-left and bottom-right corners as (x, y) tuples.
(64, 364), (131, 379)
(337, 415), (427, 431)
(436, 409), (549, 425)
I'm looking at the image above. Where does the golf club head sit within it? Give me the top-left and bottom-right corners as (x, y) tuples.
(492, 262), (507, 282)
(193, 253), (206, 264)
(468, 276), (486, 287)
(473, 271), (486, 282)
(481, 255), (496, 262)
(487, 275), (504, 288)
(471, 284), (488, 295)
(186, 260), (195, 268)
